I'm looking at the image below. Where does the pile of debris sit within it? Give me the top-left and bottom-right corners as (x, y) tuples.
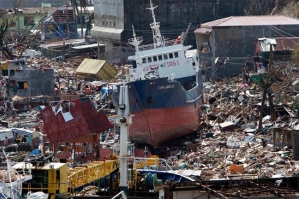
(160, 75), (299, 181)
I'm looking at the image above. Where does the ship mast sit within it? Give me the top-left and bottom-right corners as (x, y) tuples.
(129, 25), (143, 54)
(128, 26), (144, 79)
(115, 83), (132, 195)
(147, 0), (164, 48)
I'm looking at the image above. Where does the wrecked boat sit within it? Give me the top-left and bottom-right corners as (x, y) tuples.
(112, 0), (203, 147)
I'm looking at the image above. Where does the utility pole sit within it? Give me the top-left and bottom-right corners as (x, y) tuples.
(209, 43), (235, 82)
(65, 0), (70, 39)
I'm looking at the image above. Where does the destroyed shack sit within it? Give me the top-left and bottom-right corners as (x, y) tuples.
(254, 37), (299, 70)
(10, 68), (54, 97)
(41, 7), (76, 40)
(41, 98), (112, 143)
(0, 59), (54, 99)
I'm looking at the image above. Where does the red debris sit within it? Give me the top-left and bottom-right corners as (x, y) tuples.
(41, 98), (112, 143)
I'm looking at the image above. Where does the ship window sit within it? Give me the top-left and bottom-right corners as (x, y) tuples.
(169, 53), (173, 59)
(163, 54), (168, 60)
(153, 56), (157, 62)
(142, 58), (147, 63)
(132, 60), (137, 68)
(174, 52), (179, 58)
(148, 57), (152, 63)
(158, 55), (163, 61)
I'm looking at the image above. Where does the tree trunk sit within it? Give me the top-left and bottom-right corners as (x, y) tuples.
(267, 89), (276, 121)
(258, 88), (267, 130)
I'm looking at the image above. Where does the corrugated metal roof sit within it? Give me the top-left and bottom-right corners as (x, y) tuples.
(258, 37), (299, 52)
(200, 16), (299, 27)
(258, 38), (277, 51)
(194, 27), (212, 34)
(41, 98), (112, 143)
(275, 37), (299, 51)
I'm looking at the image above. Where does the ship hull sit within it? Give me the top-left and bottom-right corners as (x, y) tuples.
(112, 72), (203, 147)
(130, 101), (201, 147)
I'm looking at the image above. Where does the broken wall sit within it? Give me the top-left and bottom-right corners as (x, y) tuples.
(12, 69), (54, 97)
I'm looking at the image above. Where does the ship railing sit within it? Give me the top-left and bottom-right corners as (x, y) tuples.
(3, 161), (32, 176)
(138, 39), (177, 51)
(133, 157), (174, 172)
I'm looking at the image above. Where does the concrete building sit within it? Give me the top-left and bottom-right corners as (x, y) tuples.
(11, 69), (54, 97)
(0, 60), (54, 98)
(0, 0), (65, 9)
(91, 0), (251, 64)
(194, 16), (299, 80)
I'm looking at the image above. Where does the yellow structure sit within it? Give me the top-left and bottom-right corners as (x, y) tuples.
(13, 160), (119, 196)
(135, 155), (159, 169)
(13, 162), (68, 194)
(76, 58), (117, 80)
(68, 160), (119, 192)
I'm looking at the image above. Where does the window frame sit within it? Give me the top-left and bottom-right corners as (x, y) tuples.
(24, 16), (35, 26)
(163, 54), (168, 60)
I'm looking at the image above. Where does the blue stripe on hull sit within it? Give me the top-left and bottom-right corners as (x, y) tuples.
(112, 71), (203, 113)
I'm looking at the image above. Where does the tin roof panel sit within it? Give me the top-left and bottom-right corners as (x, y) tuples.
(200, 16), (299, 27)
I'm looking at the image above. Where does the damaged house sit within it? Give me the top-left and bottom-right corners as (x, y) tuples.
(0, 59), (54, 99)
(194, 16), (299, 80)
(40, 7), (77, 40)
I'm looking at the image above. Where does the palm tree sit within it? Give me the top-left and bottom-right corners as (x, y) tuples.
(70, 0), (88, 39)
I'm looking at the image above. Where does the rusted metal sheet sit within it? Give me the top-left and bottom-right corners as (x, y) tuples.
(256, 37), (299, 53)
(41, 98), (112, 143)
(275, 37), (299, 51)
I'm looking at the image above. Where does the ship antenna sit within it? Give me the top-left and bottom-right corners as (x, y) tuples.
(147, 0), (164, 48)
